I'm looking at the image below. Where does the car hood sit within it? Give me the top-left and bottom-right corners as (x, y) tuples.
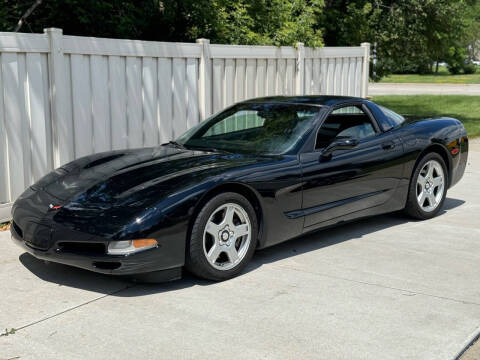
(32, 146), (269, 208)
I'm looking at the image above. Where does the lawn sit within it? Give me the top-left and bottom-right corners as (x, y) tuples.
(379, 66), (480, 84)
(372, 95), (480, 137)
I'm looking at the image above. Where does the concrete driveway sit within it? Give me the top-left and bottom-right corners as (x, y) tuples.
(369, 83), (480, 96)
(1, 147), (479, 360)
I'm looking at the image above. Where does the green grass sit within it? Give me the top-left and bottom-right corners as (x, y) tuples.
(379, 66), (480, 84)
(372, 95), (480, 137)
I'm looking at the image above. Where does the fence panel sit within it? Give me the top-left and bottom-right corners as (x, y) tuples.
(157, 58), (173, 144)
(0, 29), (369, 222)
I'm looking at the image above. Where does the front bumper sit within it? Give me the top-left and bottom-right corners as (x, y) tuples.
(10, 222), (181, 278)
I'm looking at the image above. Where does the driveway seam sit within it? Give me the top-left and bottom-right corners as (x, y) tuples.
(2, 284), (136, 335)
(278, 265), (480, 307)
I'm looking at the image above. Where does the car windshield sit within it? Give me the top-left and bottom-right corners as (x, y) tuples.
(176, 103), (320, 154)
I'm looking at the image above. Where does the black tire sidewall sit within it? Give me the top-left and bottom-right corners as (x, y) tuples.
(186, 192), (258, 281)
(406, 153), (448, 220)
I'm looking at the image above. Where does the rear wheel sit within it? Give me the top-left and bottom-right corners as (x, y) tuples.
(186, 192), (258, 281)
(404, 153), (447, 220)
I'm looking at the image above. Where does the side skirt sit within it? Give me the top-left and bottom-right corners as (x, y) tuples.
(301, 183), (409, 234)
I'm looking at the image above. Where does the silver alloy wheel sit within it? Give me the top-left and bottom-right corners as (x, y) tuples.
(416, 159), (445, 212)
(203, 203), (252, 271)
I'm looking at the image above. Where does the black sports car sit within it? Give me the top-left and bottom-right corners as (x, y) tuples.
(11, 96), (468, 282)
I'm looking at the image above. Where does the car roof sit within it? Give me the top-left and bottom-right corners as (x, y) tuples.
(241, 95), (365, 107)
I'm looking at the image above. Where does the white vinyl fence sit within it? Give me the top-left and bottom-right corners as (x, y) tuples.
(0, 28), (370, 222)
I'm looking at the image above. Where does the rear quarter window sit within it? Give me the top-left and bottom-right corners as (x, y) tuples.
(378, 105), (405, 130)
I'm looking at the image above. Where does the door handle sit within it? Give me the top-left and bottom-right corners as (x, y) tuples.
(382, 141), (395, 150)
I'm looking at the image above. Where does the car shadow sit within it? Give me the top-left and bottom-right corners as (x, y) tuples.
(19, 197), (465, 297)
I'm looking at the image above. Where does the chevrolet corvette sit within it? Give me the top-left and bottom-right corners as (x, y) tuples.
(11, 96), (468, 281)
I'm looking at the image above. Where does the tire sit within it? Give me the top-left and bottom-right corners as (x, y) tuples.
(186, 192), (258, 281)
(404, 152), (448, 220)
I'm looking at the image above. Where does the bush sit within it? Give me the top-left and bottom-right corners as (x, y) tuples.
(447, 63), (462, 74)
(463, 63), (477, 74)
(444, 47), (479, 75)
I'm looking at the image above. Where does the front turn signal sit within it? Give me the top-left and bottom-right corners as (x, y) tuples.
(108, 239), (158, 255)
(133, 238), (158, 248)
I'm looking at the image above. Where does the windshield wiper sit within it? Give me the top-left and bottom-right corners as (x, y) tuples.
(166, 140), (186, 149)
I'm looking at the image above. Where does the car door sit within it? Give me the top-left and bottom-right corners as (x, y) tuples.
(299, 103), (405, 230)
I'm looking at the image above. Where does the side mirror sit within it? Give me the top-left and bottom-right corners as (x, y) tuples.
(321, 138), (359, 159)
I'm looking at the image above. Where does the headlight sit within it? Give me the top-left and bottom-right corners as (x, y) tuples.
(107, 239), (158, 255)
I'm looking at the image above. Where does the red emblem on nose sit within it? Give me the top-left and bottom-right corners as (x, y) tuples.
(49, 204), (62, 210)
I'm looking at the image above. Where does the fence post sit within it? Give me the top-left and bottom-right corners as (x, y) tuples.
(44, 28), (73, 167)
(361, 42), (371, 98)
(196, 38), (212, 120)
(295, 42), (305, 95)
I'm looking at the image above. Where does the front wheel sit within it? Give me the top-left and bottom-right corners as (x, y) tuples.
(404, 153), (448, 220)
(186, 192), (258, 281)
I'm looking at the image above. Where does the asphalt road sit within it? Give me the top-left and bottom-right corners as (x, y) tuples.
(369, 83), (480, 96)
(1, 146), (479, 360)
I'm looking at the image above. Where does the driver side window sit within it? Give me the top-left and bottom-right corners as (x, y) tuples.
(315, 105), (377, 149)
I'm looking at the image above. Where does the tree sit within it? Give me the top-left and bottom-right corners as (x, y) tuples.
(0, 0), (325, 47)
(213, 0), (324, 47)
(464, 1), (480, 62)
(321, 0), (479, 78)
